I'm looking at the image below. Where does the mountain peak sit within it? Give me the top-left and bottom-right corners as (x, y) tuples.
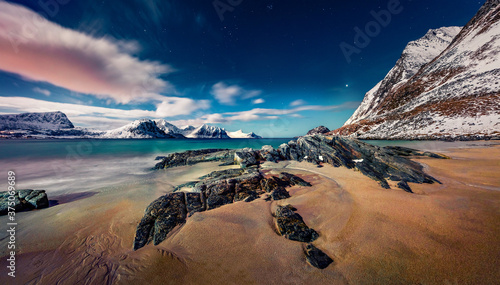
(337, 2), (500, 140)
(0, 111), (74, 131)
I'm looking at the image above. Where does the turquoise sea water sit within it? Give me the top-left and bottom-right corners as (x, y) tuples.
(0, 138), (293, 160)
(0, 138), (292, 194)
(1, 138), (495, 195)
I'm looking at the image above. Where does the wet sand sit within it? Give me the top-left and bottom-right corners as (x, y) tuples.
(1, 144), (499, 284)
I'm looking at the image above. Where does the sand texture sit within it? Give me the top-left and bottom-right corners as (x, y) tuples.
(1, 145), (499, 284)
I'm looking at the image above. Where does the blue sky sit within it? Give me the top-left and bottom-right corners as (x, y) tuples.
(0, 0), (484, 137)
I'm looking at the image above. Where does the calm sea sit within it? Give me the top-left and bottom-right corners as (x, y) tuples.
(0, 138), (495, 195)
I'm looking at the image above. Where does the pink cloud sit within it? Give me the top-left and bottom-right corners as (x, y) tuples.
(0, 1), (173, 104)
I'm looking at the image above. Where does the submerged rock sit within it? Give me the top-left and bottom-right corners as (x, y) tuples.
(0, 189), (49, 215)
(304, 244), (334, 269)
(274, 205), (319, 243)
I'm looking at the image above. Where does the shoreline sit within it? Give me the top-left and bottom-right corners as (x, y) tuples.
(0, 141), (499, 284)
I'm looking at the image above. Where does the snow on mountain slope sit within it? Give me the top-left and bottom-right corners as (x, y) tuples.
(155, 119), (181, 134)
(227, 130), (262, 139)
(337, 0), (500, 139)
(101, 119), (174, 139)
(184, 124), (230, 139)
(0, 111), (75, 130)
(345, 26), (462, 125)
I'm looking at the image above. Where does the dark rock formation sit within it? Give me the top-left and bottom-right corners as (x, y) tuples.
(260, 145), (281, 162)
(384, 146), (450, 159)
(134, 171), (311, 250)
(278, 135), (443, 192)
(279, 172), (312, 187)
(307, 126), (330, 135)
(274, 205), (319, 243)
(158, 135), (446, 193)
(136, 135), (447, 255)
(0, 189), (49, 215)
(304, 244), (334, 269)
(133, 192), (187, 250)
(154, 149), (235, 169)
(268, 186), (290, 201)
(234, 148), (260, 168)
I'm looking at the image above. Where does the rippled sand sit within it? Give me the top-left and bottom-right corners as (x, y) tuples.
(1, 144), (499, 284)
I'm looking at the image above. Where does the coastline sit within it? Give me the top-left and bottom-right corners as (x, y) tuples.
(0, 142), (499, 284)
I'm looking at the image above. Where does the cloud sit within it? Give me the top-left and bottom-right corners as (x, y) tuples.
(0, 96), (208, 130)
(290, 99), (307, 106)
(0, 1), (175, 104)
(252, 98), (265, 104)
(33, 87), (51, 96)
(211, 82), (262, 105)
(155, 97), (210, 117)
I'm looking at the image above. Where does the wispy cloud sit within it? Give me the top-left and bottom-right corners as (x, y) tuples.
(252, 98), (265, 104)
(32, 87), (51, 96)
(290, 99), (307, 106)
(0, 96), (207, 130)
(0, 1), (174, 104)
(174, 101), (361, 125)
(211, 82), (262, 105)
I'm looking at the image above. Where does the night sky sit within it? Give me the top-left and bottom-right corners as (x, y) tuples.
(0, 0), (484, 137)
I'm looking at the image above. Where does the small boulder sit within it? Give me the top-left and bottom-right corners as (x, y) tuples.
(304, 244), (333, 269)
(275, 205), (319, 242)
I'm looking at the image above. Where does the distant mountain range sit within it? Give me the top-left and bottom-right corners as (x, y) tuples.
(0, 111), (262, 139)
(334, 0), (500, 140)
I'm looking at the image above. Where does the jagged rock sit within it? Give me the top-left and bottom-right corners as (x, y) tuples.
(205, 180), (235, 210)
(269, 186), (290, 201)
(198, 168), (244, 180)
(233, 172), (264, 202)
(234, 148), (259, 168)
(384, 146), (450, 159)
(275, 205), (319, 243)
(260, 145), (281, 162)
(307, 126), (330, 135)
(186, 192), (205, 216)
(134, 168), (315, 250)
(397, 180), (413, 193)
(0, 189), (49, 215)
(261, 176), (286, 192)
(133, 192), (187, 250)
(173, 181), (199, 192)
(154, 149), (236, 169)
(279, 172), (312, 187)
(304, 244), (334, 269)
(153, 135), (444, 193)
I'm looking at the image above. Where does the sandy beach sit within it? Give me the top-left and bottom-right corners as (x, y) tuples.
(1, 143), (499, 284)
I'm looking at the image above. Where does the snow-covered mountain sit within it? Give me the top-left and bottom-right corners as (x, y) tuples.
(227, 130), (262, 139)
(344, 26), (462, 126)
(154, 119), (186, 138)
(336, 0), (500, 139)
(101, 119), (175, 139)
(0, 111), (74, 131)
(184, 124), (230, 139)
(0, 112), (263, 139)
